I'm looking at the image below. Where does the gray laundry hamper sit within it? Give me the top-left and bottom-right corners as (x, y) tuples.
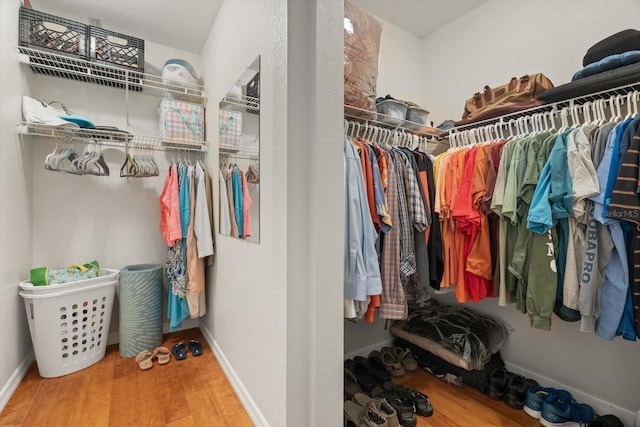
(118, 264), (163, 357)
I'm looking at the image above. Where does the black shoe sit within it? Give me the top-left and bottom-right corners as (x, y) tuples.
(345, 358), (377, 392)
(587, 415), (625, 427)
(382, 382), (434, 417)
(485, 368), (508, 400)
(384, 392), (417, 427)
(364, 354), (392, 384)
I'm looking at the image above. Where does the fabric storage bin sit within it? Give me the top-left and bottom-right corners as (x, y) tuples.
(19, 269), (119, 378)
(219, 109), (243, 147)
(158, 98), (205, 143)
(19, 7), (87, 59)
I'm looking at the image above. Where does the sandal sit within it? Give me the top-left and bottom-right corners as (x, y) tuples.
(370, 350), (405, 377)
(171, 342), (187, 360)
(135, 350), (153, 370)
(187, 339), (203, 357)
(153, 346), (171, 365)
(393, 347), (418, 372)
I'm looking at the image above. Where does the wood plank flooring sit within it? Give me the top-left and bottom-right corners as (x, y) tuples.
(2, 328), (541, 426)
(0, 328), (253, 427)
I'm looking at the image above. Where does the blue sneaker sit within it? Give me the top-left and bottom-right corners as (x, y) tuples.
(540, 390), (595, 427)
(523, 386), (556, 419)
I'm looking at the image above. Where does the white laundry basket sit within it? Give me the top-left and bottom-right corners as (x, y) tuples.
(19, 269), (119, 378)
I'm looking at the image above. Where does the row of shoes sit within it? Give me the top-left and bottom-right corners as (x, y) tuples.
(345, 346), (419, 394)
(344, 382), (433, 427)
(487, 368), (624, 427)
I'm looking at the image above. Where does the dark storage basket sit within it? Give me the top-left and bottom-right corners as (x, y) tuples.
(89, 27), (144, 72)
(19, 7), (88, 59)
(88, 27), (144, 91)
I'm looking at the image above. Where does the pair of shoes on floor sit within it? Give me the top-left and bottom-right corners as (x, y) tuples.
(370, 381), (434, 426)
(135, 346), (171, 370)
(344, 393), (400, 427)
(485, 367), (538, 409)
(171, 340), (203, 361)
(347, 354), (393, 388)
(525, 388), (595, 426)
(369, 347), (418, 378)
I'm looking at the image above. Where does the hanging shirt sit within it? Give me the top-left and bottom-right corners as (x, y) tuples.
(378, 149), (406, 319)
(344, 137), (382, 302)
(195, 164), (214, 257)
(218, 169), (232, 236)
(232, 166), (244, 237)
(159, 163), (182, 247)
(186, 165), (206, 318)
(241, 170), (253, 239)
(590, 123), (630, 340)
(225, 169), (239, 238)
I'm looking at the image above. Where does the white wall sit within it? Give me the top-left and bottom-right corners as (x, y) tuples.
(199, 0), (288, 425)
(423, 0), (640, 126)
(420, 1), (640, 422)
(376, 18), (426, 111)
(0, 0), (35, 411)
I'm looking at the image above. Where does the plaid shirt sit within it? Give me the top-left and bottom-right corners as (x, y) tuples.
(389, 150), (416, 284)
(396, 149), (429, 233)
(379, 151), (407, 319)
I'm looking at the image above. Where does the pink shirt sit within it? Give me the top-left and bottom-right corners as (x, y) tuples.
(241, 171), (252, 239)
(159, 163), (181, 246)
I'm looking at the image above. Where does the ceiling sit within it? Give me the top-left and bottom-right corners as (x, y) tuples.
(29, 0), (485, 54)
(349, 0), (486, 38)
(29, 0), (223, 53)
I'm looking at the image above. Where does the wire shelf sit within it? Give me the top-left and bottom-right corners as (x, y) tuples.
(219, 144), (259, 159)
(220, 95), (260, 112)
(344, 104), (445, 139)
(448, 81), (640, 134)
(16, 122), (208, 152)
(16, 46), (209, 101)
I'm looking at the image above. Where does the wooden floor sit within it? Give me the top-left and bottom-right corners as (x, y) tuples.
(393, 368), (540, 427)
(0, 328), (253, 427)
(1, 329), (540, 427)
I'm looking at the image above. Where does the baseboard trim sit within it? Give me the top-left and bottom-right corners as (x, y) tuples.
(505, 361), (635, 426)
(0, 351), (35, 412)
(199, 323), (269, 427)
(344, 338), (394, 361)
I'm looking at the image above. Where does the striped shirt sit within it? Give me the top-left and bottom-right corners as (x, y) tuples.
(607, 133), (640, 339)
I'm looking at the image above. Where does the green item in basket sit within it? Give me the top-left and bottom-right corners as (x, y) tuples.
(30, 260), (100, 286)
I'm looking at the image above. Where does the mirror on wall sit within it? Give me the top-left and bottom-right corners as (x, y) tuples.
(218, 56), (260, 243)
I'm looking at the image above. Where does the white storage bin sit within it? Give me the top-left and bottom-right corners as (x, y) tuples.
(19, 269), (119, 378)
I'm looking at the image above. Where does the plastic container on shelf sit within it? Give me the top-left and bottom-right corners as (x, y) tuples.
(376, 99), (408, 127)
(19, 269), (119, 378)
(404, 106), (430, 130)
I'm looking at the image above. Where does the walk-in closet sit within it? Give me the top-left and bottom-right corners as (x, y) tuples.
(1, 1), (640, 426)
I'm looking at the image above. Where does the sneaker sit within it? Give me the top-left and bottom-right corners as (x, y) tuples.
(540, 390), (595, 427)
(353, 393), (400, 427)
(587, 415), (624, 427)
(524, 386), (556, 419)
(344, 400), (388, 427)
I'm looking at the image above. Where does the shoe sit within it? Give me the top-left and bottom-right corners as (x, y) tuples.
(524, 386), (556, 419)
(344, 400), (389, 427)
(135, 350), (153, 370)
(365, 354), (392, 384)
(370, 350), (405, 377)
(540, 390), (595, 427)
(187, 339), (203, 356)
(345, 358), (377, 392)
(353, 392), (400, 427)
(382, 382), (433, 417)
(587, 415), (624, 427)
(381, 393), (417, 427)
(152, 346), (171, 365)
(171, 342), (188, 360)
(345, 368), (362, 400)
(393, 347), (418, 372)
(503, 373), (536, 409)
(485, 368), (508, 400)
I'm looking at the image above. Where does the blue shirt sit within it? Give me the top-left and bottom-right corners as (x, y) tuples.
(344, 137), (382, 301)
(232, 166), (243, 236)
